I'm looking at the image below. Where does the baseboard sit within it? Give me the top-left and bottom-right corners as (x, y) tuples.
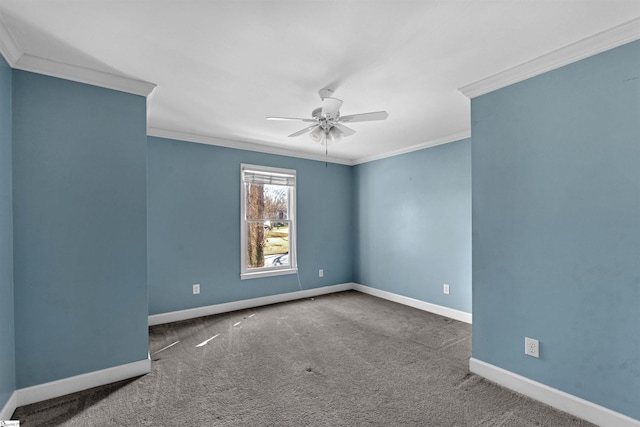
(352, 284), (472, 324)
(16, 356), (151, 408)
(149, 283), (472, 326)
(148, 283), (355, 326)
(469, 358), (640, 427)
(0, 391), (17, 420)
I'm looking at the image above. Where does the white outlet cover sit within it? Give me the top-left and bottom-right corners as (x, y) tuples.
(443, 284), (450, 295)
(319, 269), (323, 277)
(525, 337), (539, 358)
(193, 284), (200, 294)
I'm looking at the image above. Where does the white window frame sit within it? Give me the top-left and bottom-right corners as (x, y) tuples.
(240, 163), (297, 280)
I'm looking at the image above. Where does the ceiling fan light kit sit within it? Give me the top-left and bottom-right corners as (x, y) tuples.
(267, 88), (388, 146)
(310, 125), (343, 145)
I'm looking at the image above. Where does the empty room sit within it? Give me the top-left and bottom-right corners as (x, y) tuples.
(0, 1), (638, 426)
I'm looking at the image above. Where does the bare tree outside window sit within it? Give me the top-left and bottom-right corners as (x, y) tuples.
(246, 183), (265, 268)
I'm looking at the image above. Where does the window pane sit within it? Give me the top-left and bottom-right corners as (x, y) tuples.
(245, 183), (289, 220)
(246, 220), (290, 270)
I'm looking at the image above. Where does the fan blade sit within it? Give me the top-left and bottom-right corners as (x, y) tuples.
(267, 116), (316, 122)
(288, 124), (318, 138)
(339, 111), (388, 123)
(333, 123), (356, 137)
(321, 97), (343, 118)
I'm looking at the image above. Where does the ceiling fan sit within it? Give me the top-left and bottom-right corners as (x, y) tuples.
(267, 89), (388, 145)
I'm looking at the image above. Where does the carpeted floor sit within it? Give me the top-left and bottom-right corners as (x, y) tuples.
(12, 291), (595, 426)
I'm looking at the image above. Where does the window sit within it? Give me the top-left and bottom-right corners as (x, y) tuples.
(240, 164), (297, 279)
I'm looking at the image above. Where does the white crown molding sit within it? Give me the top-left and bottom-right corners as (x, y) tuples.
(0, 15), (21, 65)
(352, 130), (471, 165)
(14, 54), (156, 97)
(147, 127), (354, 166)
(0, 14), (155, 97)
(15, 356), (150, 408)
(459, 17), (640, 99)
(148, 127), (472, 167)
(470, 358), (640, 427)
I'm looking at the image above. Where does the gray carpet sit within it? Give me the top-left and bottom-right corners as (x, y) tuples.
(12, 291), (595, 426)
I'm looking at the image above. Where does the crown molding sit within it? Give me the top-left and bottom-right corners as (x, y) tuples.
(459, 17), (640, 99)
(14, 53), (156, 96)
(148, 127), (472, 167)
(0, 14), (21, 65)
(0, 14), (155, 96)
(148, 127), (354, 166)
(352, 130), (471, 165)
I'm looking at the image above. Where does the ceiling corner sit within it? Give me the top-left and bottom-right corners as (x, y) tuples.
(0, 11), (156, 97)
(14, 53), (157, 97)
(352, 130), (471, 165)
(459, 17), (640, 99)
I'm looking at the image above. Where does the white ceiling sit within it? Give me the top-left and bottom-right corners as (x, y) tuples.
(0, 1), (639, 164)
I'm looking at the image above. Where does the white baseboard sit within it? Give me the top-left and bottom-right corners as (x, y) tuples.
(0, 390), (17, 420)
(149, 283), (472, 326)
(148, 283), (355, 326)
(469, 358), (640, 427)
(15, 356), (151, 408)
(352, 284), (472, 324)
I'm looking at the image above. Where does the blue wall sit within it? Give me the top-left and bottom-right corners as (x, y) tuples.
(147, 136), (354, 315)
(354, 139), (472, 314)
(0, 56), (15, 409)
(3, 36), (635, 422)
(12, 71), (149, 388)
(471, 40), (640, 419)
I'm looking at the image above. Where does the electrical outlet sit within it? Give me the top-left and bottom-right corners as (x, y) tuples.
(193, 284), (200, 295)
(525, 337), (539, 358)
(319, 269), (323, 278)
(443, 284), (450, 295)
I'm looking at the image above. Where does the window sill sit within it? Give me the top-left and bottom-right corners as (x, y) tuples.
(240, 267), (298, 280)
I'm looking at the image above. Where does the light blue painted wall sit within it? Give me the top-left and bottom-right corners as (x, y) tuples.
(12, 71), (149, 388)
(472, 40), (640, 419)
(147, 136), (354, 315)
(0, 56), (15, 408)
(353, 139), (472, 313)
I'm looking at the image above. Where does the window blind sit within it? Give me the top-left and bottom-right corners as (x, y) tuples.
(242, 169), (295, 186)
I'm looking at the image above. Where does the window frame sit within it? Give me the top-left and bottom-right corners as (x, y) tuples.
(240, 163), (297, 280)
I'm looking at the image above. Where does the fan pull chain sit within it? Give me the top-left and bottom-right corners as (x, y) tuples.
(325, 143), (328, 168)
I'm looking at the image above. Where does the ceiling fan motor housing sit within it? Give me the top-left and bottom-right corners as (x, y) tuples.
(318, 88), (334, 99)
